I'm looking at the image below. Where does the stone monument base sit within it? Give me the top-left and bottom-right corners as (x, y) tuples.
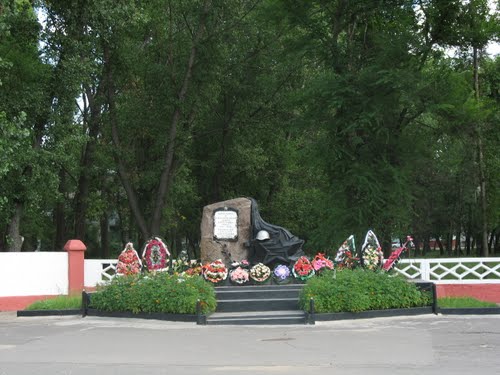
(200, 197), (252, 264)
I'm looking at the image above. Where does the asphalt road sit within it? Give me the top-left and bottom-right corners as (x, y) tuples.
(0, 312), (499, 375)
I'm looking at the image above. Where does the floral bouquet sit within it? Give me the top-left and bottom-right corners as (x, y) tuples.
(230, 259), (250, 270)
(142, 237), (170, 272)
(229, 266), (250, 285)
(292, 256), (315, 281)
(273, 264), (292, 284)
(335, 235), (360, 269)
(183, 260), (203, 277)
(361, 230), (383, 271)
(311, 253), (334, 274)
(383, 236), (413, 271)
(249, 263), (271, 284)
(202, 259), (228, 284)
(116, 242), (142, 276)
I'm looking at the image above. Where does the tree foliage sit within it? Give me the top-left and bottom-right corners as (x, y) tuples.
(0, 0), (498, 257)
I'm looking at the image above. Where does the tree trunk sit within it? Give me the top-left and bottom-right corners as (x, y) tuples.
(423, 235), (430, 256)
(100, 211), (109, 258)
(472, 46), (489, 257)
(151, 0), (212, 236)
(494, 229), (499, 255)
(454, 230), (461, 255)
(477, 136), (489, 257)
(435, 237), (444, 257)
(413, 237), (420, 257)
(6, 201), (23, 252)
(213, 96), (232, 202)
(446, 232), (452, 257)
(74, 86), (101, 240)
(104, 43), (150, 241)
(54, 168), (67, 250)
(488, 230), (495, 256)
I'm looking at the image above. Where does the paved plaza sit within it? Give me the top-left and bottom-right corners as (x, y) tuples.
(0, 312), (499, 375)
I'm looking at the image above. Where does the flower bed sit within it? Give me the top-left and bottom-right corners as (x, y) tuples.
(299, 269), (431, 313)
(89, 273), (216, 315)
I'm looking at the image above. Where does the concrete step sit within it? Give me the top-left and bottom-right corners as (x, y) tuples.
(207, 310), (307, 325)
(216, 298), (300, 312)
(215, 284), (304, 292)
(216, 289), (302, 300)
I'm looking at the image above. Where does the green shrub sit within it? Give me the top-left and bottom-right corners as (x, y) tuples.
(25, 295), (82, 310)
(299, 269), (431, 313)
(89, 273), (217, 314)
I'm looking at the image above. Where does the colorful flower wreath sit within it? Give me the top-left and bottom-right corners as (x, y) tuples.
(202, 259), (228, 284)
(229, 266), (250, 285)
(142, 237), (170, 272)
(249, 263), (271, 283)
(183, 260), (203, 276)
(362, 230), (383, 271)
(292, 256), (315, 280)
(116, 242), (142, 276)
(273, 264), (291, 281)
(335, 235), (359, 269)
(311, 253), (334, 273)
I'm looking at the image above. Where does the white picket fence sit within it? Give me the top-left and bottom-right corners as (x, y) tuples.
(83, 257), (500, 287)
(393, 258), (500, 284)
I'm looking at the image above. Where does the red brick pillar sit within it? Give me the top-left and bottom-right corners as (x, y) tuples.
(64, 240), (87, 295)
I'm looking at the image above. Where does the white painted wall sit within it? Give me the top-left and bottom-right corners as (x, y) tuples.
(0, 252), (68, 297)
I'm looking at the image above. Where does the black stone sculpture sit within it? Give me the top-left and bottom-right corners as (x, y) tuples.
(248, 198), (304, 266)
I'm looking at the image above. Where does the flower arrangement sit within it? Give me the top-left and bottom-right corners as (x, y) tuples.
(183, 260), (203, 276)
(202, 259), (228, 284)
(273, 264), (291, 283)
(311, 253), (334, 273)
(230, 259), (250, 270)
(292, 256), (315, 280)
(335, 235), (359, 269)
(249, 263), (271, 283)
(229, 266), (250, 285)
(168, 258), (200, 274)
(116, 243), (142, 276)
(183, 265), (203, 276)
(383, 236), (413, 271)
(361, 230), (383, 271)
(142, 237), (170, 272)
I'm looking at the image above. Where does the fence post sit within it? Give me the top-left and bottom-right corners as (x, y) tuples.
(81, 291), (89, 317)
(64, 240), (87, 295)
(420, 260), (430, 281)
(308, 298), (315, 325)
(196, 299), (206, 325)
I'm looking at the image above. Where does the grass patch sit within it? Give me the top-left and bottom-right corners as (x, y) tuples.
(89, 273), (216, 314)
(438, 297), (498, 308)
(25, 295), (82, 310)
(300, 269), (431, 313)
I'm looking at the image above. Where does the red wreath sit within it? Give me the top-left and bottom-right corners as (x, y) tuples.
(142, 237), (170, 271)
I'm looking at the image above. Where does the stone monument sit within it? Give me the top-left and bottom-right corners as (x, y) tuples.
(200, 197), (252, 264)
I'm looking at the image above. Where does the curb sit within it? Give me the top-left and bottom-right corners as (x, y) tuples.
(313, 306), (434, 321)
(85, 308), (201, 322)
(437, 307), (500, 315)
(17, 309), (82, 317)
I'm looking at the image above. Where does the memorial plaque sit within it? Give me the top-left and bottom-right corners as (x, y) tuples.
(213, 208), (238, 240)
(200, 198), (251, 264)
